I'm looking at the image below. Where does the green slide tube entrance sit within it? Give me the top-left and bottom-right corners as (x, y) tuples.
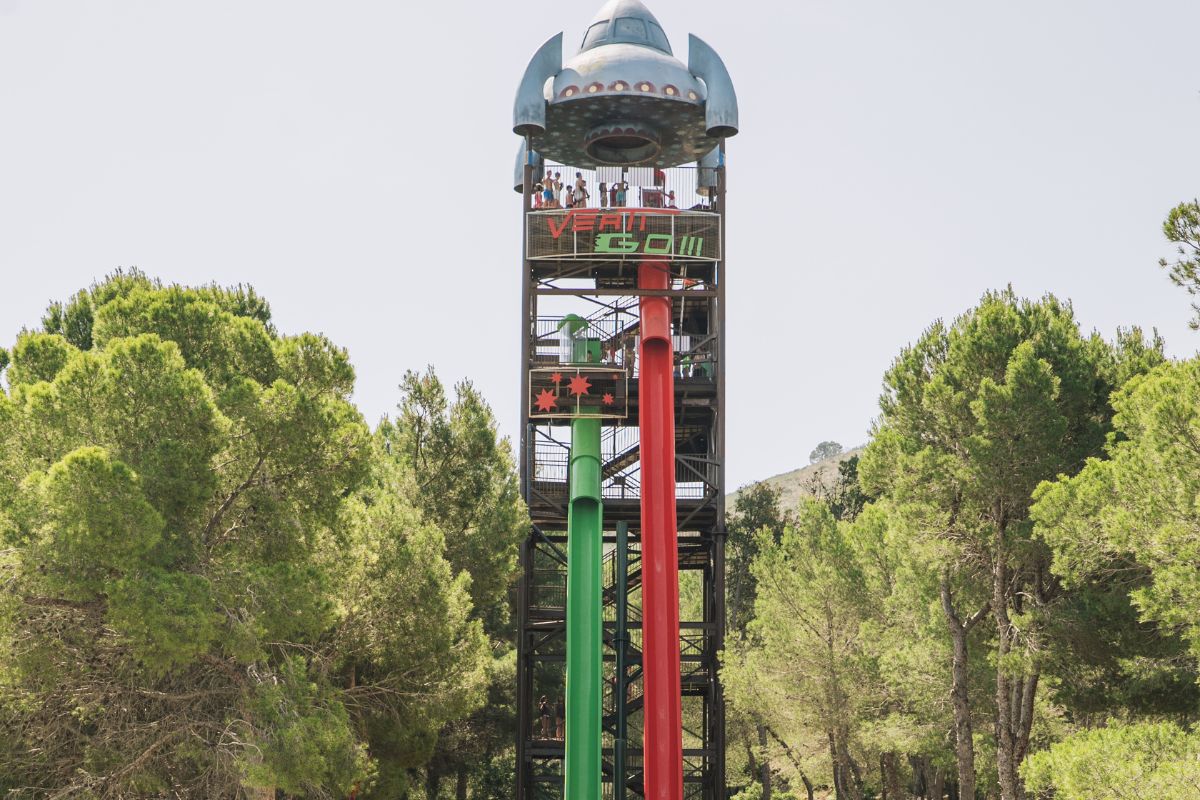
(565, 415), (602, 800)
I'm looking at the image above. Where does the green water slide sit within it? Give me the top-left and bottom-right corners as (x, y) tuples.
(565, 414), (602, 800)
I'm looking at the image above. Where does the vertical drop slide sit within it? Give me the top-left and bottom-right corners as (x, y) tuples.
(637, 260), (684, 800)
(565, 415), (603, 800)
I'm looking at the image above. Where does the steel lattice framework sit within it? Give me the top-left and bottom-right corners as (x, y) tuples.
(514, 159), (728, 800)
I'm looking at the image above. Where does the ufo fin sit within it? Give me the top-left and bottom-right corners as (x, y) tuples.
(514, 140), (544, 194)
(688, 34), (739, 138)
(513, 33), (563, 136)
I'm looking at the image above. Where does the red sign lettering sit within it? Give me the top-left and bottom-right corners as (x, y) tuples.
(544, 208), (679, 239)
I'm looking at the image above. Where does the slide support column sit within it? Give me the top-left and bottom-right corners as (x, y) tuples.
(614, 520), (630, 800)
(565, 415), (603, 800)
(638, 260), (684, 800)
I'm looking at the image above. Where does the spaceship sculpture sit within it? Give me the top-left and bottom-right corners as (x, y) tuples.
(513, 0), (738, 169)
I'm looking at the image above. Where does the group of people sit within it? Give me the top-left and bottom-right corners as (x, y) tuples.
(538, 695), (565, 740)
(535, 169), (679, 209)
(536, 170), (620, 209)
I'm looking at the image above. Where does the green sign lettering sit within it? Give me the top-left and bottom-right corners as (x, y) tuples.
(594, 233), (639, 253)
(643, 234), (674, 255)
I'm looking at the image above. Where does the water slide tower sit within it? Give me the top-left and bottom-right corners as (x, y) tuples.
(512, 2), (737, 798)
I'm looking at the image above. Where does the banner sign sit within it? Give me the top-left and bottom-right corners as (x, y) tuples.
(527, 209), (721, 261)
(529, 366), (628, 420)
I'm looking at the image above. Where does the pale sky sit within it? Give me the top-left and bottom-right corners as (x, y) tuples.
(2, 1), (1198, 489)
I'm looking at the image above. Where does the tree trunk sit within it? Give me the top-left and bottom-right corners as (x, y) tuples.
(831, 728), (865, 800)
(881, 752), (902, 800)
(993, 555), (1017, 800)
(928, 762), (945, 800)
(765, 724), (817, 800)
(758, 723), (773, 799)
(828, 731), (843, 798)
(846, 750), (865, 799)
(801, 772), (816, 800)
(992, 555), (1038, 800)
(455, 763), (468, 800)
(941, 576), (987, 800)
(425, 767), (440, 800)
(908, 755), (925, 799)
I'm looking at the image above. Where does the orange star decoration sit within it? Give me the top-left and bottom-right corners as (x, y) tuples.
(602, 393), (615, 406)
(534, 388), (558, 412)
(567, 375), (592, 396)
(550, 372), (563, 384)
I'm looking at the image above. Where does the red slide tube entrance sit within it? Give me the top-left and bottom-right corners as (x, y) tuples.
(637, 259), (684, 800)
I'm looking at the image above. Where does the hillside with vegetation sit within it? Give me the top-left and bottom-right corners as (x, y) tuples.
(728, 447), (863, 514)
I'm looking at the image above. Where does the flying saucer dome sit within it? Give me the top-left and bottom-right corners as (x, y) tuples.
(513, 0), (738, 169)
(578, 0), (674, 55)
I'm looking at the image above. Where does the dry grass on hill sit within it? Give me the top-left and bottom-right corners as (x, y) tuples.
(727, 447), (864, 513)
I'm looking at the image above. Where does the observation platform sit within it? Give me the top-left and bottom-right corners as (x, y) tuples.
(524, 163), (722, 283)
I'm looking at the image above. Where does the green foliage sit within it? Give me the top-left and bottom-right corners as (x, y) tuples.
(26, 446), (163, 596)
(375, 367), (527, 797)
(1034, 358), (1200, 657)
(726, 481), (791, 637)
(7, 331), (74, 387)
(1158, 199), (1200, 329)
(475, 749), (519, 799)
(94, 285), (278, 391)
(1023, 721), (1200, 800)
(380, 368), (525, 635)
(0, 275), (513, 796)
(724, 499), (873, 798)
(335, 453), (491, 767)
(808, 440), (843, 464)
(731, 782), (764, 800)
(860, 290), (1130, 510)
(808, 453), (874, 522)
(779, 290), (1165, 799)
(40, 267), (156, 350)
(107, 568), (221, 676)
(40, 268), (275, 351)
(241, 657), (369, 795)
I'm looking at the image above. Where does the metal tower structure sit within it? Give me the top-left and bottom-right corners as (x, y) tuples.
(511, 3), (737, 799)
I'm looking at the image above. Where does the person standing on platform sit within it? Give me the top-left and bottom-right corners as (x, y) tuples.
(554, 697), (566, 740)
(539, 696), (552, 739)
(573, 173), (588, 207)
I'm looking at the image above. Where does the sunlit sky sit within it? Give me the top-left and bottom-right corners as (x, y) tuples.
(2, 0), (1198, 488)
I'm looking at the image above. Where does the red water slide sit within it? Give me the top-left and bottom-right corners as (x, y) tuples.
(637, 259), (683, 800)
